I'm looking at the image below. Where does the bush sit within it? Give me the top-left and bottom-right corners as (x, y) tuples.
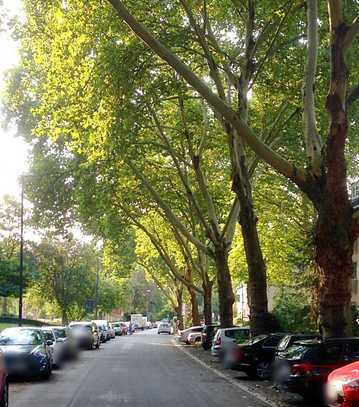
(273, 288), (317, 333)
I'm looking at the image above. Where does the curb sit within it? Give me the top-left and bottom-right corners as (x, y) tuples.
(172, 339), (277, 407)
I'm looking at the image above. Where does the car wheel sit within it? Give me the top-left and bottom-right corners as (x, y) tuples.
(255, 362), (272, 380)
(40, 362), (52, 380)
(0, 381), (8, 407)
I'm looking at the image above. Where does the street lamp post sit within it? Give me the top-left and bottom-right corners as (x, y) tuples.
(145, 289), (151, 320)
(18, 179), (24, 326)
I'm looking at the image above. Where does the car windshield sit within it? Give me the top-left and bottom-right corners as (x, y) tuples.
(53, 328), (67, 339)
(244, 335), (267, 346)
(283, 345), (313, 360)
(70, 325), (91, 332)
(42, 330), (54, 341)
(0, 329), (43, 345)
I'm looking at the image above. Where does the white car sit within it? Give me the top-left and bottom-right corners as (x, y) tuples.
(187, 331), (203, 345)
(41, 327), (65, 368)
(158, 322), (172, 335)
(211, 327), (250, 357)
(179, 326), (203, 344)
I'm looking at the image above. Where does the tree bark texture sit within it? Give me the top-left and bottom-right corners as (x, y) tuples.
(214, 243), (234, 328)
(175, 288), (184, 330)
(203, 279), (213, 325)
(233, 158), (269, 335)
(312, 6), (355, 337)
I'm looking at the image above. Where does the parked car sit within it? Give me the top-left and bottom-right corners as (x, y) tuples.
(108, 324), (115, 339)
(326, 360), (359, 407)
(274, 337), (359, 400)
(179, 326), (203, 343)
(0, 327), (52, 379)
(111, 322), (122, 336)
(202, 324), (220, 351)
(92, 320), (111, 341)
(225, 333), (287, 379)
(211, 327), (250, 358)
(69, 322), (100, 350)
(120, 323), (128, 336)
(0, 349), (8, 407)
(158, 322), (172, 335)
(275, 333), (321, 357)
(41, 327), (65, 368)
(187, 331), (203, 345)
(49, 326), (78, 360)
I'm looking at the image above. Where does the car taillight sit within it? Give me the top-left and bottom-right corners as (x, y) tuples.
(215, 337), (221, 346)
(291, 362), (313, 376)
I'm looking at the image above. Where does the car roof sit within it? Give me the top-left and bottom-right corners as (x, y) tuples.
(219, 327), (249, 332)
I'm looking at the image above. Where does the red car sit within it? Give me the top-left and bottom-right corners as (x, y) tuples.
(326, 361), (359, 407)
(0, 349), (8, 407)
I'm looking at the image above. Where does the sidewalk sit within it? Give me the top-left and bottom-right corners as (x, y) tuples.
(174, 339), (318, 407)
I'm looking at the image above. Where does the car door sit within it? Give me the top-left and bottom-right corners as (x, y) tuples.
(260, 335), (284, 363)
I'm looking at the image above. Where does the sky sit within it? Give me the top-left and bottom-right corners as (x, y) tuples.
(0, 0), (28, 200)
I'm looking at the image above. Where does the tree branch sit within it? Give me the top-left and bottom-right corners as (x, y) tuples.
(302, 0), (322, 174)
(107, 0), (307, 187)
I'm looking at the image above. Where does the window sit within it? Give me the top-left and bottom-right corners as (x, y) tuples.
(263, 335), (283, 347)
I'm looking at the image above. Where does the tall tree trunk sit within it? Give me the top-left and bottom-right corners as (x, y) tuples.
(312, 2), (355, 338)
(233, 162), (269, 335)
(188, 287), (200, 326)
(203, 279), (213, 325)
(1, 297), (8, 316)
(61, 308), (68, 326)
(214, 243), (234, 328)
(175, 288), (184, 330)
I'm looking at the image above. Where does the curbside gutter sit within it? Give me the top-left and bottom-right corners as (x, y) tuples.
(172, 338), (277, 407)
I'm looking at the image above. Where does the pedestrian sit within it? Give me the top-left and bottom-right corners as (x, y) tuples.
(129, 322), (133, 335)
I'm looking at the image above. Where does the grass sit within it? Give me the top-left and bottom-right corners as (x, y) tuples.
(0, 322), (17, 332)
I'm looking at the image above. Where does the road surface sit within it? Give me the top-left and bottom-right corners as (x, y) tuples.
(10, 329), (269, 407)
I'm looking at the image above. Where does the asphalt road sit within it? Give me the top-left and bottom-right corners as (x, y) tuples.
(9, 329), (270, 407)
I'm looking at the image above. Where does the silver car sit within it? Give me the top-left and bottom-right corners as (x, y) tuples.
(41, 327), (65, 368)
(211, 327), (250, 358)
(158, 322), (172, 335)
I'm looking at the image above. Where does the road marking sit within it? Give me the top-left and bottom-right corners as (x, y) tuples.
(173, 340), (276, 407)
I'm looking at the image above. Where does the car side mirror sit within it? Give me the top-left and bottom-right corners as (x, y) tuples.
(46, 340), (54, 346)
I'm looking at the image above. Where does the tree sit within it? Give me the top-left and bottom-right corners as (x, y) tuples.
(33, 236), (97, 324)
(105, 0), (359, 337)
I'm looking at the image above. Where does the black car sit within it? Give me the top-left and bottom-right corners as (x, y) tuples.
(273, 337), (359, 400)
(0, 327), (52, 379)
(201, 324), (220, 351)
(275, 333), (321, 356)
(227, 333), (288, 379)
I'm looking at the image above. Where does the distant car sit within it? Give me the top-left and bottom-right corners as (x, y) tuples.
(326, 361), (359, 407)
(0, 349), (8, 407)
(211, 327), (250, 358)
(0, 327), (52, 379)
(187, 331), (203, 345)
(158, 323), (172, 335)
(179, 326), (203, 343)
(108, 324), (115, 339)
(69, 322), (100, 350)
(202, 324), (220, 351)
(274, 337), (359, 400)
(92, 320), (111, 340)
(41, 327), (65, 368)
(111, 322), (122, 336)
(120, 323), (128, 336)
(226, 333), (287, 379)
